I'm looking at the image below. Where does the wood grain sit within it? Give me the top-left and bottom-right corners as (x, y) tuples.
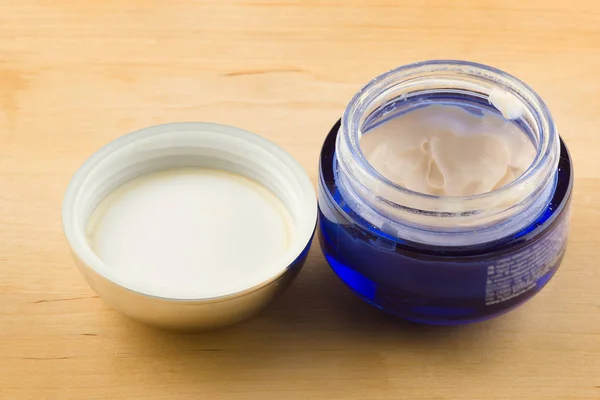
(1, 1), (599, 399)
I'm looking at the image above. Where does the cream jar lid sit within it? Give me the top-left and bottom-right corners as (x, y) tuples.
(62, 122), (318, 301)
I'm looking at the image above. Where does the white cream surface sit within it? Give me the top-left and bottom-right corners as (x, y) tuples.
(360, 104), (536, 197)
(86, 168), (295, 299)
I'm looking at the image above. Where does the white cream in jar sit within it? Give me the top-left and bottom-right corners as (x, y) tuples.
(360, 104), (536, 197)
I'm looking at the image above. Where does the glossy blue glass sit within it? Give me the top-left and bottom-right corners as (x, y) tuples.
(317, 61), (573, 325)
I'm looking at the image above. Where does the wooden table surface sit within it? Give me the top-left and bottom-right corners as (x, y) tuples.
(1, 1), (599, 399)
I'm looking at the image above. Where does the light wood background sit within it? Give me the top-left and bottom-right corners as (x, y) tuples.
(1, 1), (599, 399)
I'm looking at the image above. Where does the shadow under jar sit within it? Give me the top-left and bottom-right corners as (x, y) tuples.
(318, 60), (573, 325)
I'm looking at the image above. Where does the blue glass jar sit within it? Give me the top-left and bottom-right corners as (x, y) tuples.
(318, 61), (573, 325)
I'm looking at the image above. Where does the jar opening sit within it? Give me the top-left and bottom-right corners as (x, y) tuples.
(358, 96), (537, 198)
(335, 60), (559, 245)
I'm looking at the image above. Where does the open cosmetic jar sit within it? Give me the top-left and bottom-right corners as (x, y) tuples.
(62, 123), (317, 330)
(318, 60), (573, 325)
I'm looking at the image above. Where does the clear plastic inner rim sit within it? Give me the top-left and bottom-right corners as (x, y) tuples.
(336, 60), (559, 246)
(62, 122), (317, 300)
